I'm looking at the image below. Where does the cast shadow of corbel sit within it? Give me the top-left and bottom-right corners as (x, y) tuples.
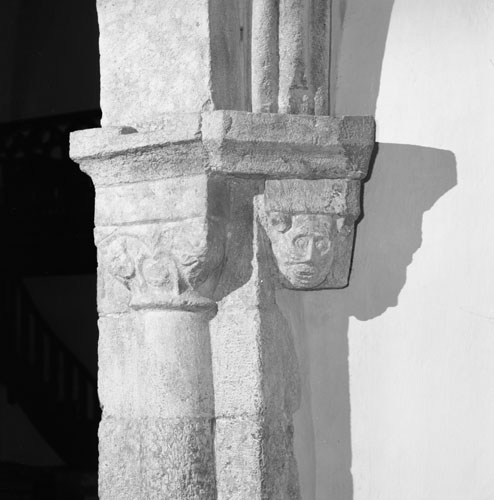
(277, 144), (457, 500)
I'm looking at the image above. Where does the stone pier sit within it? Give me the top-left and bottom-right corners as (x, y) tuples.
(70, 1), (374, 499)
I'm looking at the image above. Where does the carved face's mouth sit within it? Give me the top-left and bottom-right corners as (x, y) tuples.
(285, 263), (324, 287)
(292, 263), (316, 275)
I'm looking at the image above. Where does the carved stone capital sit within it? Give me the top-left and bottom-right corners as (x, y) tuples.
(259, 179), (362, 290)
(96, 217), (226, 314)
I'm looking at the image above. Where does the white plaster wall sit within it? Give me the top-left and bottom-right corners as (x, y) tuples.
(290, 0), (494, 499)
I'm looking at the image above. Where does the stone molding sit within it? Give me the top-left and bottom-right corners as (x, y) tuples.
(70, 111), (374, 185)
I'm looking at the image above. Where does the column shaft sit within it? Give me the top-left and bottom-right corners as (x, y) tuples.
(98, 309), (217, 500)
(279, 0), (314, 114)
(252, 0), (279, 112)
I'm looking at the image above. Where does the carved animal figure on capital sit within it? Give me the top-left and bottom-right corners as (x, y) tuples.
(98, 218), (225, 310)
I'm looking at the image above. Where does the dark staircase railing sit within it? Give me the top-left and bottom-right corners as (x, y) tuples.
(1, 276), (100, 469)
(0, 110), (103, 473)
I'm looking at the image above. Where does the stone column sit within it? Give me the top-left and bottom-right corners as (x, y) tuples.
(71, 121), (230, 499)
(70, 2), (375, 500)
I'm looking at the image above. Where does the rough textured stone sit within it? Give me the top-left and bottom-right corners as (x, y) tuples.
(70, 111), (375, 186)
(70, 3), (376, 499)
(210, 190), (301, 499)
(98, 0), (212, 126)
(70, 114), (206, 187)
(252, 0), (279, 113)
(94, 176), (209, 226)
(259, 183), (359, 289)
(311, 0), (331, 115)
(279, 0), (313, 114)
(98, 312), (215, 419)
(258, 178), (360, 289)
(89, 154), (225, 499)
(251, 0), (331, 115)
(71, 112), (374, 181)
(95, 218), (226, 313)
(99, 416), (216, 500)
(97, 0), (251, 127)
(97, 309), (217, 498)
(202, 111), (374, 179)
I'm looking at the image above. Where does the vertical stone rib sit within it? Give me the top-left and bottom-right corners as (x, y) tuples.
(311, 0), (331, 115)
(252, 0), (279, 113)
(279, 0), (314, 114)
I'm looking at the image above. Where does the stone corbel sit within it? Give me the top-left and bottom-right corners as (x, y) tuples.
(259, 178), (361, 290)
(199, 111), (373, 292)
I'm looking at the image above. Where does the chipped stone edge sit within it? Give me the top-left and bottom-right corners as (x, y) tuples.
(70, 111), (375, 185)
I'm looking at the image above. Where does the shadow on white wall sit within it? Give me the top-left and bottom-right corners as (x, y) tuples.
(278, 144), (457, 500)
(276, 0), (462, 498)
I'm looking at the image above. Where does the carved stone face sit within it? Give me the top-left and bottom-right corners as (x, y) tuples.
(267, 213), (336, 289)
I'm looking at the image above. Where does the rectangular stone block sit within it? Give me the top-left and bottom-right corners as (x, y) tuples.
(70, 115), (207, 187)
(214, 415), (299, 500)
(214, 417), (262, 500)
(94, 175), (210, 226)
(202, 111), (375, 179)
(98, 0), (213, 126)
(97, 0), (249, 127)
(99, 415), (216, 500)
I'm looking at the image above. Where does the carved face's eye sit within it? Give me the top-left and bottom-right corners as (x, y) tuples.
(293, 235), (309, 251)
(314, 235), (330, 253)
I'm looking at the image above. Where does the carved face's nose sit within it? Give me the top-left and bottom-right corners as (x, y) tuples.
(301, 238), (316, 262)
(293, 236), (318, 263)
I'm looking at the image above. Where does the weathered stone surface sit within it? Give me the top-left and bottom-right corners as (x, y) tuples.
(264, 178), (361, 215)
(89, 153), (224, 499)
(98, 309), (217, 499)
(311, 0), (331, 115)
(94, 177), (207, 226)
(98, 312), (215, 419)
(95, 219), (226, 313)
(99, 415), (215, 500)
(98, 0), (212, 126)
(70, 111), (374, 187)
(214, 417), (263, 500)
(279, 0), (313, 114)
(97, 0), (251, 127)
(69, 108), (373, 498)
(69, 2), (379, 499)
(202, 111), (374, 179)
(93, 175), (228, 227)
(210, 191), (302, 499)
(260, 179), (360, 289)
(252, 0), (279, 113)
(70, 113), (202, 159)
(70, 114), (205, 187)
